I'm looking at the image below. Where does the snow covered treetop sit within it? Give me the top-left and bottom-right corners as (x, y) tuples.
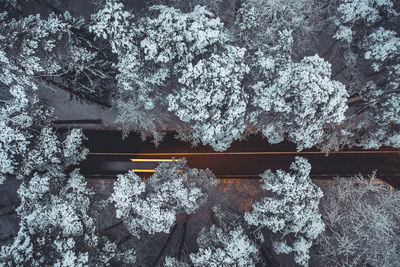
(90, 0), (136, 53)
(110, 159), (217, 238)
(252, 54), (349, 150)
(140, 5), (225, 65)
(245, 157), (325, 266)
(168, 45), (249, 151)
(334, 0), (397, 43)
(190, 225), (260, 267)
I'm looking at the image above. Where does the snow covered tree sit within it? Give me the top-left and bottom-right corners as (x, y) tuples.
(316, 175), (400, 266)
(362, 27), (400, 72)
(0, 92), (43, 183)
(250, 54), (348, 150)
(0, 36), (130, 263)
(0, 48), (47, 183)
(144, 0), (227, 22)
(356, 28), (400, 148)
(90, 0), (243, 131)
(0, 75), (125, 264)
(91, 2), (252, 149)
(168, 45), (249, 151)
(190, 225), (259, 267)
(0, 94), (135, 264)
(0, 84), (87, 183)
(322, 0), (397, 97)
(0, 11), (76, 75)
(355, 34), (400, 149)
(113, 95), (169, 144)
(0, 80), (129, 265)
(355, 73), (400, 149)
(89, 0), (137, 54)
(245, 157), (325, 266)
(143, 5), (248, 150)
(235, 0), (327, 56)
(330, 0), (399, 89)
(91, 1), (227, 107)
(163, 256), (191, 267)
(0, 106), (134, 265)
(186, 204), (260, 266)
(0, 169), (123, 266)
(0, 9), (114, 101)
(318, 0), (400, 150)
(90, 0), (160, 137)
(328, 0), (398, 86)
(110, 159), (217, 238)
(0, 17), (95, 182)
(332, 0), (397, 44)
(138, 5), (224, 68)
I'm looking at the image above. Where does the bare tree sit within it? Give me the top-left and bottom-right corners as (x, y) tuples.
(316, 174), (400, 267)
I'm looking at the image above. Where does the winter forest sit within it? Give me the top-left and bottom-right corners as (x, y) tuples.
(1, 0), (400, 266)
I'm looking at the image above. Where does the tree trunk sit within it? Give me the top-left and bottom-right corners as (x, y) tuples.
(248, 231), (277, 266)
(209, 206), (218, 226)
(151, 223), (178, 267)
(258, 241), (274, 266)
(177, 221), (188, 260)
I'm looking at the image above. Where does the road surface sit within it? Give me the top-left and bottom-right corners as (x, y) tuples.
(79, 130), (400, 189)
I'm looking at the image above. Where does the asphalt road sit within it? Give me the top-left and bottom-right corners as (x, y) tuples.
(79, 130), (400, 189)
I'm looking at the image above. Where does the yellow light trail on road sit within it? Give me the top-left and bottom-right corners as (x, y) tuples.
(89, 150), (400, 156)
(131, 169), (184, 173)
(130, 158), (180, 162)
(131, 169), (156, 173)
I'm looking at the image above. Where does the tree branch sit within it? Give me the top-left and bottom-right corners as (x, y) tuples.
(36, 76), (112, 108)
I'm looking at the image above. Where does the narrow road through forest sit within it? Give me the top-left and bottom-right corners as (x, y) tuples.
(79, 130), (400, 189)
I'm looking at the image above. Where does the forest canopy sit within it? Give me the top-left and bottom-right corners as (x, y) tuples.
(0, 0), (400, 266)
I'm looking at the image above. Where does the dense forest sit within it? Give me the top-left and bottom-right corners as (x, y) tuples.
(0, 0), (400, 266)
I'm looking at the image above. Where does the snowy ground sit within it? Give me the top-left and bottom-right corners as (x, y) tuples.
(37, 85), (120, 130)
